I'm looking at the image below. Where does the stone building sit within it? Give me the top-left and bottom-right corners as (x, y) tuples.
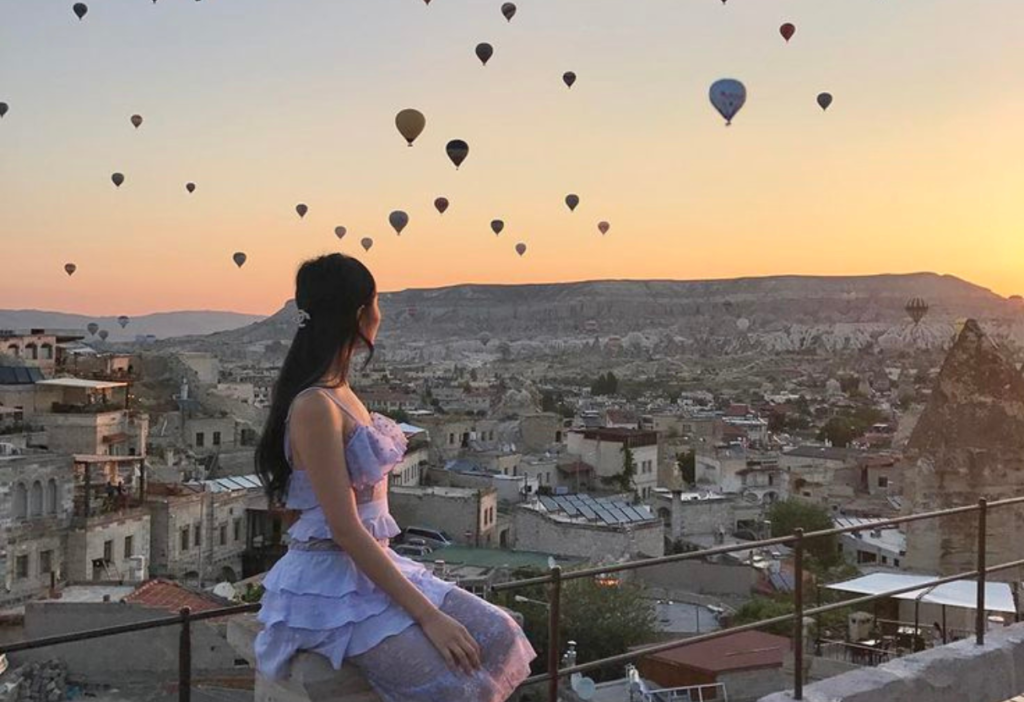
(0, 330), (58, 374)
(0, 452), (74, 607)
(903, 320), (1024, 580)
(388, 485), (499, 547)
(566, 427), (659, 500)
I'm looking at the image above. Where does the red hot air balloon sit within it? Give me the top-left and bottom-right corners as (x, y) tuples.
(361, 237), (374, 252)
(780, 23), (795, 42)
(232, 252), (247, 268)
(598, 221), (610, 235)
(130, 114), (143, 128)
(335, 226), (347, 239)
(295, 203), (308, 218)
(490, 220), (504, 235)
(185, 182), (196, 193)
(434, 197), (449, 214)
(64, 263), (77, 276)
(475, 43), (494, 66)
(515, 243), (527, 257)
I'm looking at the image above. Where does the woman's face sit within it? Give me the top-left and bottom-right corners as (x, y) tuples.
(358, 294), (382, 344)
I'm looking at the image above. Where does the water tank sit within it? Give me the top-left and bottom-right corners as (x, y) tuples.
(127, 555), (147, 582)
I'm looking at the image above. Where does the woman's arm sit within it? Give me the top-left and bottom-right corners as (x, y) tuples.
(289, 390), (481, 672)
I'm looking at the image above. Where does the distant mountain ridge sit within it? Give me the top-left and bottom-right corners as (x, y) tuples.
(0, 309), (264, 341)
(191, 272), (1024, 355)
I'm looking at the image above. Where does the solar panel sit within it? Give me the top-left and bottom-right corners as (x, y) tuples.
(539, 496), (559, 511)
(619, 506), (643, 521)
(595, 509), (617, 526)
(562, 503), (580, 516)
(607, 508), (630, 523)
(577, 504), (597, 520)
(634, 505), (654, 520)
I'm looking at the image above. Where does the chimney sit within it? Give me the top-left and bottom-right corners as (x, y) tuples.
(670, 490), (683, 540)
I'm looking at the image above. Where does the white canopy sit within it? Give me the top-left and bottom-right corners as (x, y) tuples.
(825, 573), (1017, 614)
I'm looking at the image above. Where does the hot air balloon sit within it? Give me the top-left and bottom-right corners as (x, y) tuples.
(598, 221), (610, 235)
(515, 243), (527, 257)
(118, 315), (130, 328)
(87, 323), (99, 336)
(295, 203), (308, 219)
(475, 43), (494, 66)
(232, 252), (247, 268)
(389, 210), (409, 235)
(335, 226), (347, 239)
(0, 103), (8, 119)
(64, 263), (77, 276)
(905, 298), (929, 325)
(490, 219), (504, 235)
(111, 173), (125, 188)
(361, 237), (374, 252)
(130, 114), (143, 129)
(434, 197), (449, 214)
(709, 79), (746, 126)
(563, 72), (576, 89)
(479, 332), (491, 347)
(736, 317), (750, 331)
(780, 23), (795, 42)
(73, 3), (88, 20)
(98, 330), (109, 341)
(501, 3), (516, 21)
(395, 109), (426, 147)
(446, 140), (469, 169)
(817, 92), (833, 111)
(565, 194), (579, 211)
(185, 182), (196, 193)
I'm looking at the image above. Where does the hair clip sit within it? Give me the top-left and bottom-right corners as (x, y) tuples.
(296, 308), (312, 328)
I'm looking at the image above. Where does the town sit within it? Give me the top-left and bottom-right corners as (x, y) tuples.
(4, 279), (1024, 702)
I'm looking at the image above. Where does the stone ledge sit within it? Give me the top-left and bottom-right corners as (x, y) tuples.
(760, 622), (1024, 702)
(226, 614), (381, 702)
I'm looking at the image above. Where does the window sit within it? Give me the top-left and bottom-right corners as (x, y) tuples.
(857, 551), (878, 564)
(219, 524), (227, 546)
(16, 555), (29, 579)
(46, 478), (58, 514)
(877, 475), (889, 489)
(39, 550), (53, 575)
(768, 474), (775, 487)
(233, 518), (242, 542)
(489, 430), (494, 441)
(13, 482), (27, 519)
(448, 433), (455, 445)
(124, 535), (134, 558)
(195, 432), (205, 448)
(213, 431), (222, 446)
(181, 527), (190, 551)
(29, 480), (43, 517)
(41, 343), (53, 360)
(103, 540), (114, 563)
(194, 523), (202, 546)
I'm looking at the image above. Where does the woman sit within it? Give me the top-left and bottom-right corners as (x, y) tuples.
(254, 254), (536, 701)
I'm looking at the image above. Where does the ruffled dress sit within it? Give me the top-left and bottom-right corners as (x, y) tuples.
(254, 390), (457, 680)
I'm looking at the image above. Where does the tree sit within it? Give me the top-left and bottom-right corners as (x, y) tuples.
(729, 596), (794, 637)
(676, 450), (696, 486)
(767, 499), (839, 570)
(601, 445), (637, 494)
(495, 576), (656, 683)
(590, 371), (619, 396)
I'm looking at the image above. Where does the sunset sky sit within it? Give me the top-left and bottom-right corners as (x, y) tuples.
(2, 0), (1022, 315)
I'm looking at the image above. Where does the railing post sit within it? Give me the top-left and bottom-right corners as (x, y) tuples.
(793, 528), (804, 701)
(976, 498), (987, 645)
(547, 565), (562, 702)
(179, 606), (192, 702)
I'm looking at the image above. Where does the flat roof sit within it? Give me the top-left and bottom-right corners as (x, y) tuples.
(408, 545), (580, 571)
(36, 378), (127, 390)
(826, 573), (1016, 613)
(643, 630), (790, 673)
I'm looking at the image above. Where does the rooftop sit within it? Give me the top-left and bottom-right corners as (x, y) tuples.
(528, 493), (658, 526)
(125, 579), (229, 614)
(408, 545), (580, 571)
(0, 366), (45, 385)
(36, 377), (128, 390)
(642, 629), (790, 674)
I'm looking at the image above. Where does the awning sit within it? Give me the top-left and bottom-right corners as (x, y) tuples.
(825, 573), (1017, 614)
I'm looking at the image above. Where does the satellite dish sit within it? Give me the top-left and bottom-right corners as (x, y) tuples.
(572, 676), (596, 700)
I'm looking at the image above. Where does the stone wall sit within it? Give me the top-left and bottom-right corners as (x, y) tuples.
(512, 505), (664, 561)
(388, 486), (497, 546)
(637, 560), (758, 598)
(0, 659), (66, 702)
(758, 621), (1024, 702)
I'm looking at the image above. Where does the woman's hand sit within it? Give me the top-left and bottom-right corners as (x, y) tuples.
(420, 608), (482, 675)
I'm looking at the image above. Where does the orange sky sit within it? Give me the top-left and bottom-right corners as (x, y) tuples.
(2, 0), (1022, 315)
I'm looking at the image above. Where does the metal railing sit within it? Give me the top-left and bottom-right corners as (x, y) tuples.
(2, 495), (1024, 702)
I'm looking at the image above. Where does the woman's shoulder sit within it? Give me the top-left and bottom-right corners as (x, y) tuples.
(289, 387), (344, 427)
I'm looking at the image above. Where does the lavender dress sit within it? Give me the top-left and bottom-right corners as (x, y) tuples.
(254, 387), (536, 701)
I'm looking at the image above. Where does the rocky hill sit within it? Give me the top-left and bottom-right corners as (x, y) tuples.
(0, 309), (264, 341)
(187, 273), (1024, 357)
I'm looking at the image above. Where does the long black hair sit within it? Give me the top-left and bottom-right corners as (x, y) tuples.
(255, 253), (377, 503)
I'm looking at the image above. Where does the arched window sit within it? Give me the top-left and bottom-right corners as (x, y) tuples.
(25, 343), (38, 360)
(40, 344), (54, 360)
(13, 483), (28, 519)
(29, 480), (43, 517)
(6, 344), (19, 357)
(46, 479), (59, 514)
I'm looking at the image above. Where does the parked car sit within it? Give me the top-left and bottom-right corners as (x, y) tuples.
(398, 526), (454, 549)
(394, 544), (433, 558)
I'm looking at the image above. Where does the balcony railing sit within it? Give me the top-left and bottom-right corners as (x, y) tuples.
(2, 495), (1023, 702)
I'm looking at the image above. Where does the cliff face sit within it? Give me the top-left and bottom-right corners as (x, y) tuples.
(904, 319), (1024, 577)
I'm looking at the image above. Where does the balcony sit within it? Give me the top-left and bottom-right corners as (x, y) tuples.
(4, 497), (1024, 702)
